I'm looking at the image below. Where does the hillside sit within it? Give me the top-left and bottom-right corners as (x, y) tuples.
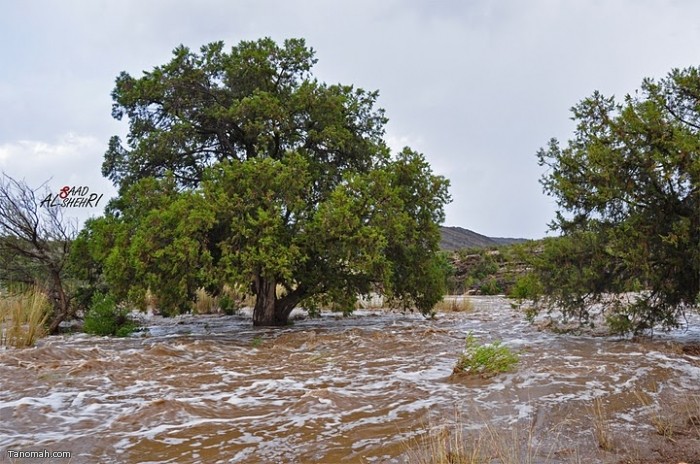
(439, 226), (527, 251)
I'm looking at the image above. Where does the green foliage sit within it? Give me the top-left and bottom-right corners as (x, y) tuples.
(508, 272), (543, 301)
(219, 294), (237, 315)
(479, 277), (502, 295)
(523, 306), (539, 324)
(73, 177), (216, 316)
(472, 254), (499, 280)
(454, 332), (519, 377)
(83, 292), (136, 337)
(448, 244), (537, 296)
(85, 37), (450, 324)
(536, 67), (700, 334)
(605, 309), (635, 335)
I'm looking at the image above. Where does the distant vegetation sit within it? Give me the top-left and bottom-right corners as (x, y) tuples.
(442, 241), (540, 297)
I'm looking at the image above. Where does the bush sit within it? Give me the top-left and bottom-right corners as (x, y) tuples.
(479, 277), (502, 295)
(454, 332), (518, 377)
(472, 254), (499, 280)
(508, 272), (543, 300)
(83, 292), (136, 337)
(219, 294), (237, 315)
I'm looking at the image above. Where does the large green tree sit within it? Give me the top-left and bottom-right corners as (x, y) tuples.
(83, 38), (450, 325)
(536, 67), (700, 333)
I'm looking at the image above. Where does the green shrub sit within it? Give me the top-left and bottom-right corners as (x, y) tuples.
(219, 294), (237, 315)
(454, 332), (518, 377)
(84, 292), (136, 337)
(523, 306), (539, 323)
(479, 277), (502, 295)
(508, 272), (543, 300)
(472, 255), (499, 280)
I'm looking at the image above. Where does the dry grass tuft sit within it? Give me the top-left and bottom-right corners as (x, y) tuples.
(0, 287), (51, 348)
(635, 390), (700, 441)
(222, 283), (254, 310)
(590, 397), (615, 451)
(193, 287), (218, 315)
(355, 294), (385, 310)
(434, 297), (474, 313)
(682, 395), (700, 439)
(407, 407), (562, 464)
(414, 423), (480, 464)
(144, 288), (158, 312)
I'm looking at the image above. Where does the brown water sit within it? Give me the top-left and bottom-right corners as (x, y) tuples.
(1, 297), (700, 463)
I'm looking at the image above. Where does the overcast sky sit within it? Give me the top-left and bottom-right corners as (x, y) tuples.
(1, 0), (699, 238)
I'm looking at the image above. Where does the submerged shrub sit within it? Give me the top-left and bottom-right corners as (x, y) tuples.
(83, 292), (136, 337)
(454, 332), (518, 377)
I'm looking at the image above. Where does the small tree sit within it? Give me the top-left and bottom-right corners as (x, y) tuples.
(536, 67), (700, 333)
(0, 173), (76, 333)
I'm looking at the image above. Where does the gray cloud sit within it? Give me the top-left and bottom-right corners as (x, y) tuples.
(2, 0), (699, 237)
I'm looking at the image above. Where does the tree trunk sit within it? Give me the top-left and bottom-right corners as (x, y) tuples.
(252, 277), (285, 326)
(47, 271), (69, 334)
(252, 276), (306, 326)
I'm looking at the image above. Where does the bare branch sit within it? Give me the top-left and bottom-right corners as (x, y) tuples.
(0, 172), (76, 333)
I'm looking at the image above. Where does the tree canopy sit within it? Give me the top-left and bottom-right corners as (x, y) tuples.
(78, 37), (450, 325)
(535, 66), (700, 333)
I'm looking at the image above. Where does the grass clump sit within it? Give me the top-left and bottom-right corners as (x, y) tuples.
(434, 297), (474, 312)
(415, 423), (480, 464)
(0, 287), (50, 348)
(83, 292), (136, 337)
(194, 287), (217, 314)
(407, 407), (560, 464)
(453, 332), (518, 377)
(590, 397), (614, 451)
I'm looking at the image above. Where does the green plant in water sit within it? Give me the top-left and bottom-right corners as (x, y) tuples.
(605, 310), (634, 335)
(251, 336), (263, 348)
(523, 306), (539, 324)
(218, 294), (237, 315)
(83, 292), (136, 337)
(454, 332), (519, 377)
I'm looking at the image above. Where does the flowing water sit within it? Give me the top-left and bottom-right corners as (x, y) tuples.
(1, 297), (700, 463)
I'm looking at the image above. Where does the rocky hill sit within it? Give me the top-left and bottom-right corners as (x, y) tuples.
(439, 226), (527, 251)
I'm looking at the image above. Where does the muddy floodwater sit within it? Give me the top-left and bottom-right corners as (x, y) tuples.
(1, 297), (700, 463)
